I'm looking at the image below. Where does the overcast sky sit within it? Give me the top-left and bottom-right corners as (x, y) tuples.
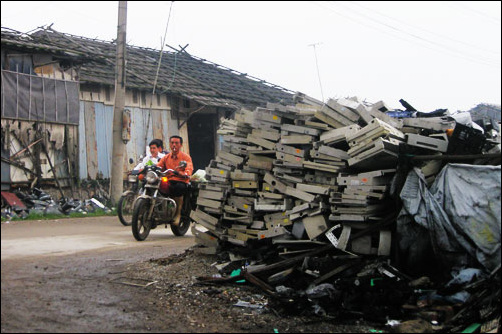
(2, 1), (501, 112)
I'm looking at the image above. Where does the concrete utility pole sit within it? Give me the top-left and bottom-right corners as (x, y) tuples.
(110, 0), (127, 205)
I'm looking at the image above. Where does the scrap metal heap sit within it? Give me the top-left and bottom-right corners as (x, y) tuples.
(191, 93), (501, 332)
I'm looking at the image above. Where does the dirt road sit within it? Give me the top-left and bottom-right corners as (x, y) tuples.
(1, 216), (194, 260)
(1, 216), (385, 333)
(1, 216), (195, 333)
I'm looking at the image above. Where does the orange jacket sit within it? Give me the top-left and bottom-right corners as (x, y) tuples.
(156, 151), (193, 183)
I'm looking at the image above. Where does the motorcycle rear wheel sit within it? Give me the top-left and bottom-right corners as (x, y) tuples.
(131, 198), (151, 241)
(171, 190), (194, 236)
(117, 191), (136, 226)
(171, 215), (191, 236)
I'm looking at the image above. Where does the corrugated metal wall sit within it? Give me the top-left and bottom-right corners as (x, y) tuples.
(78, 101), (174, 180)
(94, 103), (113, 178)
(78, 102), (88, 179)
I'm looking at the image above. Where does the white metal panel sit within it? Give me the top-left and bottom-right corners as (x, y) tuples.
(94, 103), (113, 178)
(78, 101), (88, 179)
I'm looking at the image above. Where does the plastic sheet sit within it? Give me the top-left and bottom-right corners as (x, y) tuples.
(397, 164), (501, 275)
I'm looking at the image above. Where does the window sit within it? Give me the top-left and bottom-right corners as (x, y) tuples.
(183, 98), (190, 108)
(7, 54), (34, 74)
(105, 86), (111, 101)
(141, 91), (146, 106)
(80, 83), (101, 94)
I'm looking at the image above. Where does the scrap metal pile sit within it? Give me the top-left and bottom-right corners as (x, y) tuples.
(191, 94), (501, 332)
(1, 181), (111, 220)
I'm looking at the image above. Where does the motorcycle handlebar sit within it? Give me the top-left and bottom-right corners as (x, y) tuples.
(162, 169), (190, 179)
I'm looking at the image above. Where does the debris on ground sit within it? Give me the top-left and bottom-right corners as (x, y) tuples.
(1, 93), (500, 332)
(189, 94), (501, 333)
(1, 183), (112, 220)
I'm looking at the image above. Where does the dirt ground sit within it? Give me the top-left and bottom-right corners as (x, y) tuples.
(1, 217), (387, 333)
(119, 249), (389, 333)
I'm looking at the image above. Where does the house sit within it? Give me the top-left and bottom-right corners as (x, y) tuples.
(1, 27), (84, 191)
(1, 26), (295, 190)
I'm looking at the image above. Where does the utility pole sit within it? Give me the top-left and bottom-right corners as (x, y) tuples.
(308, 42), (325, 103)
(110, 0), (127, 205)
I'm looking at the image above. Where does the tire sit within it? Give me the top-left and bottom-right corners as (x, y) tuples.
(171, 191), (193, 236)
(131, 198), (152, 241)
(171, 215), (191, 236)
(117, 191), (136, 226)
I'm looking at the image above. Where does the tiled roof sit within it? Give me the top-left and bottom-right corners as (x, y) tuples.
(1, 27), (295, 109)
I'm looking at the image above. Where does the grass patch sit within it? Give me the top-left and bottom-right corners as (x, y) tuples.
(1, 209), (117, 222)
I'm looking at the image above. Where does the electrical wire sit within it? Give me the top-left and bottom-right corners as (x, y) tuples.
(348, 1), (500, 56)
(151, 1), (174, 97)
(308, 43), (325, 102)
(311, 1), (500, 68)
(144, 1), (175, 150)
(446, 2), (501, 23)
(326, 1), (499, 67)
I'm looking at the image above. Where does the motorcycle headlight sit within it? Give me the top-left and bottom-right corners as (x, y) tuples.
(146, 171), (159, 184)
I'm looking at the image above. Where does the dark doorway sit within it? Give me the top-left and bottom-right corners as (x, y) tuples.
(187, 113), (216, 172)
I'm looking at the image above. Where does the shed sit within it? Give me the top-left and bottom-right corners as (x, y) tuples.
(1, 26), (296, 188)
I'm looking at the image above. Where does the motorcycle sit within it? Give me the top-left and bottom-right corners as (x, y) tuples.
(117, 158), (144, 226)
(131, 161), (197, 241)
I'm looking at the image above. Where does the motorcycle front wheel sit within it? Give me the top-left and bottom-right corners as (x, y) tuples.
(131, 198), (152, 241)
(117, 191), (136, 226)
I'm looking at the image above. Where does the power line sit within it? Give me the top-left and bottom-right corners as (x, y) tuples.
(144, 1), (175, 148)
(447, 2), (501, 23)
(152, 1), (174, 97)
(308, 42), (325, 102)
(348, 1), (500, 56)
(329, 1), (499, 66)
(312, 1), (500, 68)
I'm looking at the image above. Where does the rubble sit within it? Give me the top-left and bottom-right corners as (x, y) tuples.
(1, 181), (112, 220)
(190, 94), (501, 332)
(1, 91), (499, 331)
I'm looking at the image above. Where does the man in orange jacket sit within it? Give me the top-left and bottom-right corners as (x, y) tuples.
(156, 135), (193, 226)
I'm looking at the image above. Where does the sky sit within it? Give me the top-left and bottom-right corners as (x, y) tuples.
(1, 1), (501, 112)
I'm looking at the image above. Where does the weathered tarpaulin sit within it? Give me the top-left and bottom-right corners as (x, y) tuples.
(397, 164), (501, 275)
(1, 70), (79, 125)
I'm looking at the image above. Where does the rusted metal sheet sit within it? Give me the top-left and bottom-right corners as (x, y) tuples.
(1, 191), (27, 210)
